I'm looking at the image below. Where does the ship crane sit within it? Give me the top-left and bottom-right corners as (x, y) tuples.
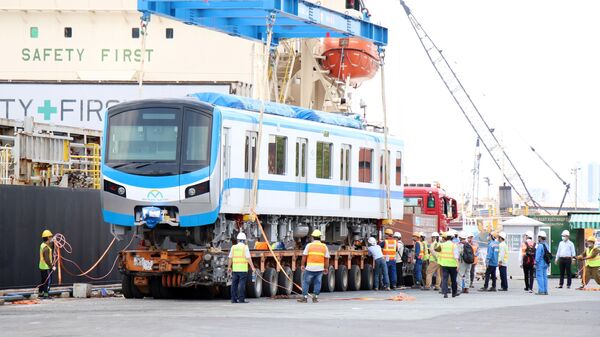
(399, 0), (547, 213)
(530, 146), (571, 214)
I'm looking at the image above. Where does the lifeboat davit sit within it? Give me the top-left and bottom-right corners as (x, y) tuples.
(320, 38), (380, 86)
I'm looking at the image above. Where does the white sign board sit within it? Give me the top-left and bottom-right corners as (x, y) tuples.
(0, 83), (231, 131)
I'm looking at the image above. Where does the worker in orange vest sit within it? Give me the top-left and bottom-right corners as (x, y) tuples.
(413, 232), (424, 288)
(468, 232), (479, 288)
(38, 229), (54, 299)
(298, 230), (330, 303)
(381, 229), (398, 289)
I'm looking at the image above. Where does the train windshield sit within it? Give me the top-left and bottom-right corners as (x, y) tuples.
(106, 107), (211, 176)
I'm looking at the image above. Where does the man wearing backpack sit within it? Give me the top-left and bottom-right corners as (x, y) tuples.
(457, 231), (474, 294)
(520, 231), (536, 292)
(535, 231), (551, 295)
(468, 233), (479, 288)
(479, 232), (499, 292)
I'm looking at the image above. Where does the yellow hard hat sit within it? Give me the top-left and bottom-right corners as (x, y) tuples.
(384, 229), (393, 235)
(42, 230), (53, 238)
(412, 232), (420, 237)
(311, 229), (322, 237)
(587, 235), (597, 243)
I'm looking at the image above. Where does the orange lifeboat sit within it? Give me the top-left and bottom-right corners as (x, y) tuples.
(320, 38), (380, 86)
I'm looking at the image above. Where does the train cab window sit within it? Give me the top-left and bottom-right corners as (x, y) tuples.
(379, 151), (390, 185)
(358, 148), (373, 183)
(395, 151), (402, 186)
(316, 141), (332, 179)
(181, 110), (211, 172)
(268, 135), (287, 175)
(427, 193), (436, 208)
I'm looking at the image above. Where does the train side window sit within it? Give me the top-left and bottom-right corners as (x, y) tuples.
(379, 150), (390, 185)
(316, 141), (332, 179)
(395, 151), (402, 186)
(244, 132), (257, 173)
(358, 148), (373, 183)
(268, 135), (287, 175)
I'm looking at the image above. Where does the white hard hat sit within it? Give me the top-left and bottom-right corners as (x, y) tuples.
(458, 231), (467, 239)
(393, 232), (402, 238)
(237, 232), (247, 240)
(466, 232), (474, 238)
(525, 231), (534, 238)
(498, 232), (506, 240)
(538, 231), (547, 238)
(561, 230), (570, 236)
(431, 232), (440, 237)
(368, 237), (377, 245)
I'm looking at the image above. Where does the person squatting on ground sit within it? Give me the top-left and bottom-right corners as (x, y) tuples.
(457, 231), (474, 294)
(394, 232), (405, 288)
(520, 231), (536, 292)
(479, 232), (499, 292)
(381, 229), (398, 289)
(38, 229), (54, 298)
(498, 232), (509, 291)
(468, 232), (479, 288)
(424, 232), (441, 291)
(227, 232), (256, 304)
(576, 236), (600, 289)
(555, 230), (576, 289)
(435, 232), (460, 298)
(369, 237), (390, 290)
(535, 231), (551, 295)
(298, 230), (331, 303)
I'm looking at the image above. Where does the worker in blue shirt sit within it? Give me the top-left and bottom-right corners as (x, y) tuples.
(412, 233), (423, 288)
(479, 232), (499, 292)
(535, 231), (550, 295)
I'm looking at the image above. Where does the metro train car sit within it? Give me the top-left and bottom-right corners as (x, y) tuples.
(101, 93), (404, 249)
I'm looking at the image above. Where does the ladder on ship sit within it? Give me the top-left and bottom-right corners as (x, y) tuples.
(399, 0), (544, 211)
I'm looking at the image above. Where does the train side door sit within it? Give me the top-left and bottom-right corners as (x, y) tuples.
(340, 144), (351, 209)
(244, 131), (258, 208)
(221, 128), (231, 204)
(295, 138), (308, 208)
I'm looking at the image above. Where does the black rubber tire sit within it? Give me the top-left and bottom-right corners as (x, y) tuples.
(121, 275), (134, 299)
(361, 264), (374, 290)
(150, 277), (164, 299)
(348, 265), (362, 291)
(262, 267), (278, 297)
(277, 266), (293, 295)
(293, 268), (303, 294)
(131, 283), (145, 299)
(335, 265), (348, 292)
(246, 270), (263, 298)
(218, 285), (231, 299)
(321, 266), (336, 292)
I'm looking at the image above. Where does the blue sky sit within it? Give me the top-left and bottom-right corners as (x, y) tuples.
(352, 0), (600, 207)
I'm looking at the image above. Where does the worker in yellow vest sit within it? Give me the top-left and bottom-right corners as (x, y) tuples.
(227, 232), (256, 303)
(498, 232), (509, 291)
(420, 232), (429, 286)
(38, 229), (54, 298)
(298, 230), (330, 303)
(381, 229), (398, 289)
(424, 232), (441, 291)
(435, 232), (460, 298)
(576, 236), (600, 289)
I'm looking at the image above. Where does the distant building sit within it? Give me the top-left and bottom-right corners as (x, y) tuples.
(586, 162), (600, 204)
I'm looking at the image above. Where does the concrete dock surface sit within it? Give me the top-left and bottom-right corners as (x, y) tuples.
(2, 278), (599, 337)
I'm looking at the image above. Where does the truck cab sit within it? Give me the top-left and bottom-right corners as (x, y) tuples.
(403, 183), (458, 233)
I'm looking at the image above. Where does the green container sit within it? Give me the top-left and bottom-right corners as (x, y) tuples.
(530, 215), (578, 276)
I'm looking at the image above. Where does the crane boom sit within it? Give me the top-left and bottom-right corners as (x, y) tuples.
(400, 1), (547, 212)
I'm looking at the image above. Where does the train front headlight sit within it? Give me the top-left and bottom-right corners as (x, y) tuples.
(117, 187), (126, 196)
(187, 187), (196, 197)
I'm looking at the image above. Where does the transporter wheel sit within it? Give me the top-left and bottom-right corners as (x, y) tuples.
(151, 276), (174, 299)
(218, 285), (231, 300)
(277, 266), (293, 296)
(262, 267), (278, 297)
(361, 264), (374, 290)
(293, 268), (303, 294)
(246, 270), (263, 298)
(335, 265), (349, 292)
(131, 284), (145, 299)
(321, 266), (336, 292)
(121, 275), (134, 299)
(348, 265), (362, 291)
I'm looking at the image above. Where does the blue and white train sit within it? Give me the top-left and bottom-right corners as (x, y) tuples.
(101, 93), (404, 248)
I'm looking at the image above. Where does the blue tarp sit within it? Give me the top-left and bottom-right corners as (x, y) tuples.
(190, 92), (364, 130)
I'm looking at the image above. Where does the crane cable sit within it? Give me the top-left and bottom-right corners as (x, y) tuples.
(379, 49), (393, 223)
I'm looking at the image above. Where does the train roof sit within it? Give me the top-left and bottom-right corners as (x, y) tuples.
(190, 92), (364, 130)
